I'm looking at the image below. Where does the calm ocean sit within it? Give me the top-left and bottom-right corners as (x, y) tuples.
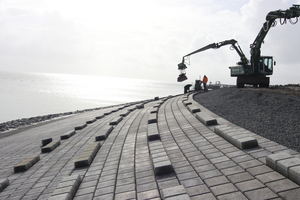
(0, 71), (186, 123)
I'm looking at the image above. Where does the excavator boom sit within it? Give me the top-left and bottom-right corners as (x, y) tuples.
(177, 39), (249, 82)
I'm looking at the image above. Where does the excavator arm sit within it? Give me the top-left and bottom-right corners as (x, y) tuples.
(178, 39), (249, 82)
(250, 4), (300, 62)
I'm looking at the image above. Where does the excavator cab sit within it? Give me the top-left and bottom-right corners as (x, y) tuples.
(258, 56), (273, 75)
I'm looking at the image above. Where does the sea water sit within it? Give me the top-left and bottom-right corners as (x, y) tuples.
(0, 71), (186, 123)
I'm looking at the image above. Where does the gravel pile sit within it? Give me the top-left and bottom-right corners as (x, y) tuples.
(194, 87), (300, 152)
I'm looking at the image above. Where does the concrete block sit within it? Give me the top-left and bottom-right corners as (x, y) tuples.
(95, 126), (114, 141)
(0, 178), (9, 192)
(14, 155), (40, 172)
(215, 125), (258, 149)
(289, 165), (300, 185)
(74, 142), (101, 168)
(277, 157), (300, 177)
(74, 123), (87, 130)
(150, 108), (158, 114)
(86, 118), (97, 124)
(187, 104), (200, 113)
(153, 103), (160, 108)
(50, 174), (81, 200)
(235, 137), (258, 150)
(41, 140), (61, 153)
(161, 185), (187, 200)
(195, 113), (217, 126)
(41, 138), (52, 146)
(266, 152), (294, 170)
(183, 101), (192, 106)
(120, 111), (130, 117)
(136, 104), (144, 109)
(104, 111), (112, 115)
(109, 116), (123, 125)
(153, 160), (174, 176)
(95, 114), (104, 119)
(60, 130), (76, 140)
(148, 113), (157, 124)
(148, 132), (161, 141)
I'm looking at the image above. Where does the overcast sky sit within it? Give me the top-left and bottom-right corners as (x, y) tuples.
(0, 0), (299, 85)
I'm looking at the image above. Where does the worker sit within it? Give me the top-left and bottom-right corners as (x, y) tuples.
(202, 75), (208, 91)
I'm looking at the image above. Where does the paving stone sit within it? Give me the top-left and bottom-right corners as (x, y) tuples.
(74, 123), (87, 130)
(217, 191), (248, 200)
(255, 171), (285, 184)
(41, 140), (61, 153)
(235, 179), (265, 193)
(210, 183), (238, 197)
(137, 182), (157, 193)
(14, 155), (40, 172)
(244, 187), (279, 200)
(0, 178), (9, 192)
(278, 188), (300, 200)
(266, 152), (294, 170)
(74, 142), (101, 168)
(195, 112), (217, 126)
(266, 179), (300, 193)
(204, 176), (229, 187)
(60, 130), (76, 140)
(41, 138), (52, 146)
(198, 169), (222, 180)
(180, 177), (203, 188)
(246, 165), (273, 176)
(95, 126), (114, 141)
(220, 166), (245, 176)
(109, 116), (123, 125)
(190, 193), (217, 200)
(137, 189), (160, 200)
(161, 185), (187, 199)
(165, 193), (190, 200)
(187, 104), (200, 113)
(185, 184), (210, 197)
(238, 159), (263, 170)
(277, 157), (300, 177)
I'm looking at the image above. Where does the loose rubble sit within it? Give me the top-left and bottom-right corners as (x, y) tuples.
(194, 87), (300, 152)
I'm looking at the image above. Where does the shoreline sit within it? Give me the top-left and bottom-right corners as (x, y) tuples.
(0, 99), (152, 133)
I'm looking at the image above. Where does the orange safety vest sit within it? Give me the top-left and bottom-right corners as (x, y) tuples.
(202, 76), (208, 83)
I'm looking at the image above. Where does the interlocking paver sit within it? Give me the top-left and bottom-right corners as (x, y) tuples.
(1, 94), (300, 199)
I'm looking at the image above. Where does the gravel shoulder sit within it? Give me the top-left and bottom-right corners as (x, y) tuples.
(194, 87), (300, 152)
